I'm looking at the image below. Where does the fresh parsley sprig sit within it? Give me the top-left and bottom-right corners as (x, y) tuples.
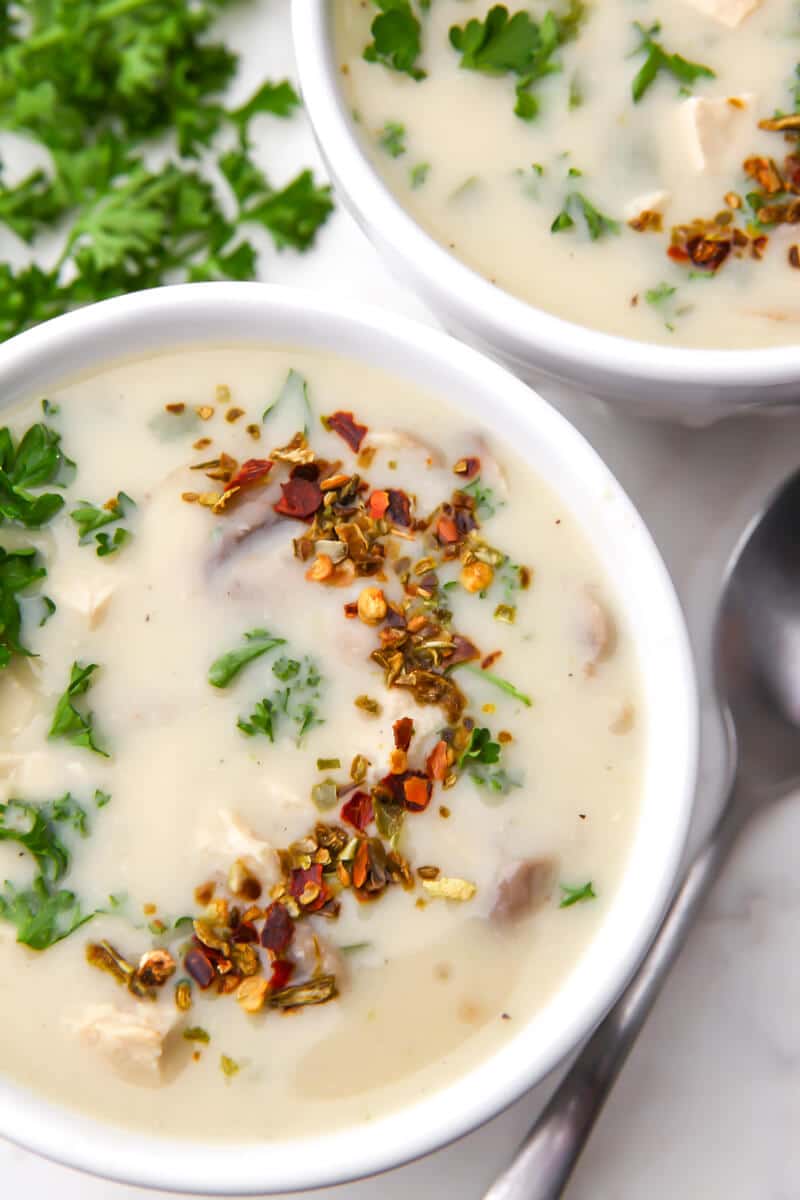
(0, 421), (72, 528)
(0, 546), (45, 669)
(630, 22), (715, 104)
(49, 661), (109, 758)
(71, 491), (135, 557)
(238, 656), (324, 745)
(458, 726), (522, 796)
(364, 0), (427, 81)
(552, 190), (620, 241)
(449, 2), (586, 121)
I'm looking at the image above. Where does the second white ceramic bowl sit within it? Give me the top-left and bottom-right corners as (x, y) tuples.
(293, 1), (800, 424)
(0, 283), (697, 1193)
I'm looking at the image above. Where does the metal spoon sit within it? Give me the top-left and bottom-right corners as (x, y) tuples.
(485, 467), (800, 1200)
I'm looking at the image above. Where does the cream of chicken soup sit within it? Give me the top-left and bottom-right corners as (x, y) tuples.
(0, 347), (641, 1139)
(336, 0), (800, 348)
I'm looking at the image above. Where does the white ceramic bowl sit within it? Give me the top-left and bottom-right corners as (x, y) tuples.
(0, 283), (697, 1194)
(293, 1), (800, 425)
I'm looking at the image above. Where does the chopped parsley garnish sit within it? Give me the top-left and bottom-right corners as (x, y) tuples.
(449, 2), (587, 121)
(0, 545), (46, 669)
(364, 0), (426, 81)
(0, 3), (333, 341)
(0, 421), (72, 527)
(463, 477), (501, 519)
(208, 629), (286, 689)
(379, 121), (406, 157)
(410, 162), (430, 188)
(262, 369), (312, 436)
(238, 656), (324, 745)
(38, 595), (56, 626)
(0, 793), (105, 949)
(49, 661), (109, 757)
(559, 881), (597, 907)
(71, 491), (135, 557)
(463, 663), (532, 707)
(645, 282), (678, 332)
(551, 191), (619, 240)
(458, 726), (522, 796)
(630, 22), (715, 104)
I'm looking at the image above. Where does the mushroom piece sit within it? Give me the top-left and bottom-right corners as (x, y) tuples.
(72, 1001), (177, 1080)
(490, 858), (556, 925)
(207, 486), (281, 567)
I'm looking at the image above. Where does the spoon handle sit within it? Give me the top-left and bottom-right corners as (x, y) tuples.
(483, 791), (745, 1200)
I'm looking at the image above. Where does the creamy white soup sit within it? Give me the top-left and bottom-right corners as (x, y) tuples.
(336, 0), (800, 349)
(0, 346), (641, 1140)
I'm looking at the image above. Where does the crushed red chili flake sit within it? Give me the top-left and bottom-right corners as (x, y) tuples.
(393, 716), (415, 751)
(343, 601), (359, 618)
(184, 946), (216, 989)
(227, 459), (273, 492)
(482, 649), (503, 670)
(269, 959), (294, 991)
(231, 922), (259, 944)
(453, 456), (480, 480)
(289, 863), (328, 911)
(341, 790), (374, 831)
(261, 902), (295, 955)
(403, 774), (432, 812)
(386, 488), (412, 527)
(368, 490), (390, 519)
(436, 514), (459, 544)
(426, 739), (449, 782)
(274, 477), (323, 520)
(325, 410), (368, 453)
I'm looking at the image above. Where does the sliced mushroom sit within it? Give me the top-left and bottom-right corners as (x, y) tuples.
(207, 487), (281, 567)
(490, 858), (556, 925)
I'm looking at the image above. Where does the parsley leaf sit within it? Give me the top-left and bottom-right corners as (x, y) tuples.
(71, 491), (135, 557)
(449, 2), (586, 121)
(237, 697), (278, 741)
(379, 121), (407, 157)
(48, 661), (109, 757)
(0, 545), (45, 669)
(0, 791), (106, 948)
(631, 22), (715, 104)
(410, 161), (430, 188)
(208, 629), (287, 689)
(0, 421), (70, 528)
(645, 282), (679, 332)
(237, 656), (324, 745)
(262, 369), (313, 435)
(0, 3), (333, 340)
(463, 477), (502, 519)
(364, 1), (426, 81)
(458, 727), (501, 768)
(559, 881), (597, 907)
(551, 191), (620, 241)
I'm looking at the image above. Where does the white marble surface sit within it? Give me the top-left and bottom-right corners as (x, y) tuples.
(3, 4), (800, 1198)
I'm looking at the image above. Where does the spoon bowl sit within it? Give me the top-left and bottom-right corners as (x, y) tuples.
(716, 467), (800, 795)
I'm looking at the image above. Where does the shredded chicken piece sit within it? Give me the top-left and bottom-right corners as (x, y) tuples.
(368, 429), (445, 467)
(197, 809), (279, 887)
(71, 1002), (176, 1080)
(491, 858), (556, 924)
(292, 919), (347, 985)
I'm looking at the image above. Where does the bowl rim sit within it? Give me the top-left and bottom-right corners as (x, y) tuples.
(0, 282), (699, 1195)
(293, 0), (800, 390)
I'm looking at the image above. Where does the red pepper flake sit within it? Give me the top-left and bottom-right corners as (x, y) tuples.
(231, 922), (259, 944)
(289, 863), (327, 911)
(386, 489), (412, 527)
(403, 774), (432, 812)
(368, 490), (390, 519)
(227, 458), (273, 492)
(436, 514), (459, 544)
(352, 840), (369, 890)
(393, 717), (415, 751)
(481, 649), (503, 671)
(274, 477), (323, 520)
(341, 790), (374, 831)
(260, 902), (295, 955)
(667, 245), (689, 262)
(343, 601), (358, 619)
(268, 959), (294, 991)
(184, 946), (216, 989)
(426, 739), (449, 782)
(325, 410), (368, 453)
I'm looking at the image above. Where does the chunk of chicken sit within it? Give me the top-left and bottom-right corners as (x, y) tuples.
(679, 0), (761, 27)
(208, 487), (281, 567)
(196, 809), (279, 888)
(292, 919), (348, 986)
(491, 858), (556, 924)
(57, 578), (115, 630)
(676, 94), (756, 174)
(72, 1002), (176, 1080)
